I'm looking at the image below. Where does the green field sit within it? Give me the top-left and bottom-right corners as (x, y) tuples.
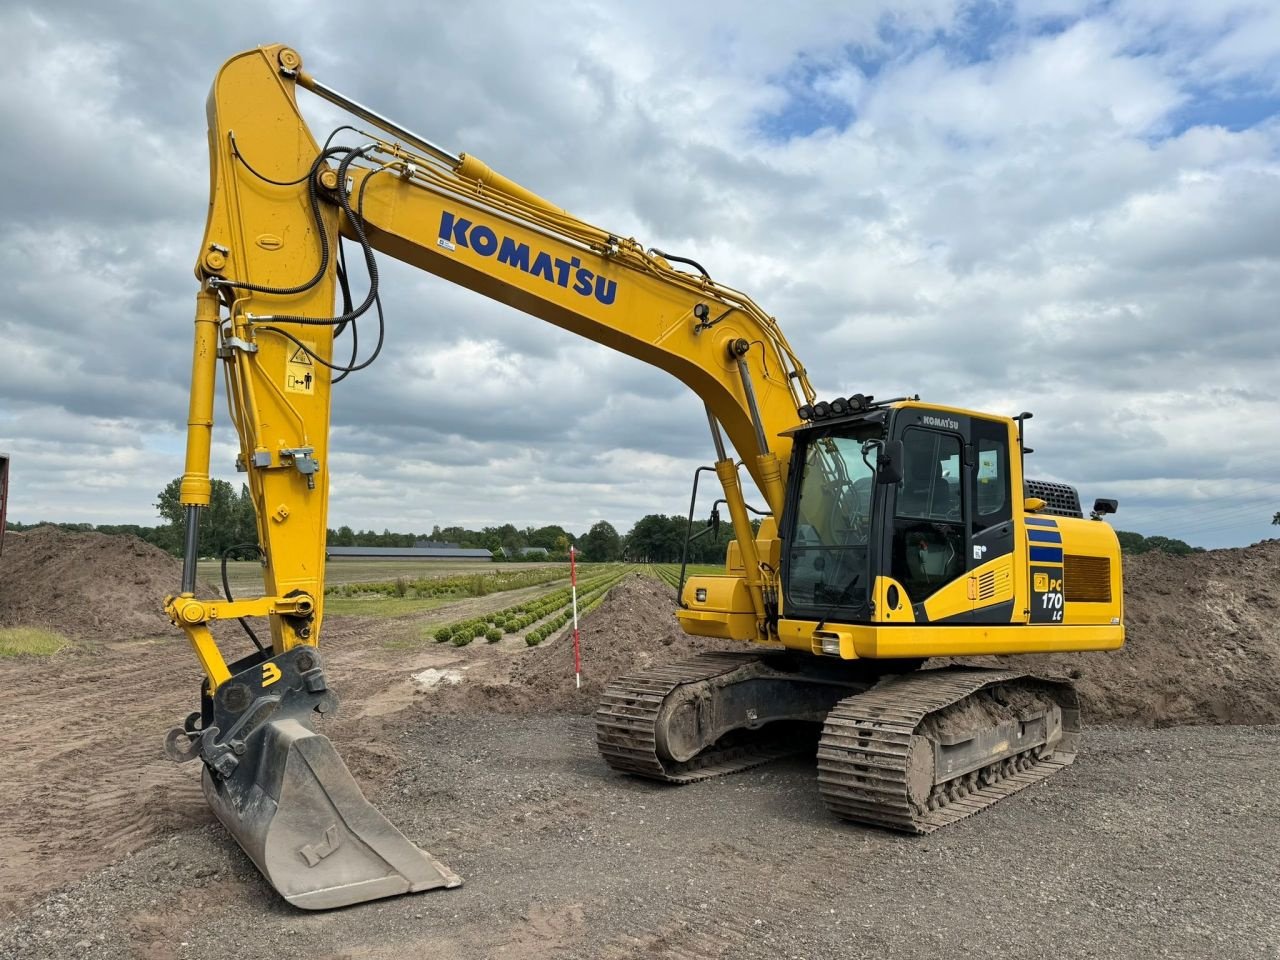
(650, 563), (723, 589)
(199, 558), (564, 596)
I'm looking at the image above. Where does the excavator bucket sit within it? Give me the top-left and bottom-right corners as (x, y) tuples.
(170, 646), (460, 909)
(203, 718), (460, 909)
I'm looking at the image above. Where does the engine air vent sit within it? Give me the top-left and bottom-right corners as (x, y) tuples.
(1064, 554), (1111, 602)
(977, 570), (997, 600)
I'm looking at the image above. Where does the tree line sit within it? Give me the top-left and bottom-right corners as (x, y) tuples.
(7, 474), (1212, 563)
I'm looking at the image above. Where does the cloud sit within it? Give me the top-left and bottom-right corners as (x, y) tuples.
(0, 1), (1277, 549)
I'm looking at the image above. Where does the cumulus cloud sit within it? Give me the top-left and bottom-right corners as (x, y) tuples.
(1, 0), (1277, 547)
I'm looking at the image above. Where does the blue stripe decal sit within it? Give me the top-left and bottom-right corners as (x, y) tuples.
(1027, 529), (1063, 544)
(1029, 546), (1064, 563)
(1025, 517), (1058, 527)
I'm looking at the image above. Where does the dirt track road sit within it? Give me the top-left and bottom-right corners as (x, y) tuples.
(2, 717), (1277, 960)
(3, 548), (1280, 960)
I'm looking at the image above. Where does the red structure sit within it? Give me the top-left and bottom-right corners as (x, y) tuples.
(0, 453), (9, 556)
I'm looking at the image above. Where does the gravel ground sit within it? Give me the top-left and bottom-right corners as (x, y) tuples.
(3, 719), (1277, 960)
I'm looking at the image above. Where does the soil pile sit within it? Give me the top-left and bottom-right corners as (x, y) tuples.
(0, 526), (188, 640)
(993, 539), (1280, 726)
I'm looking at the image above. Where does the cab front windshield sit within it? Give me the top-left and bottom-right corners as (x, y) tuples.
(785, 427), (880, 619)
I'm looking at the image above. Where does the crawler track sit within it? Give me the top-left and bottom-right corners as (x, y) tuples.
(595, 652), (810, 783)
(817, 669), (1080, 833)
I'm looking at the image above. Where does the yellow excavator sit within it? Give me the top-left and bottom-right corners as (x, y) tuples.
(164, 44), (1125, 910)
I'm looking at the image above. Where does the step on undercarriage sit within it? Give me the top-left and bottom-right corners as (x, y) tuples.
(596, 654), (1079, 833)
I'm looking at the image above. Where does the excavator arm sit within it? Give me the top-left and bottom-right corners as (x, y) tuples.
(165, 43), (814, 909)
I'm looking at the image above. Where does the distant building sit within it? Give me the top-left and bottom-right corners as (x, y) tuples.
(326, 545), (493, 561)
(500, 546), (551, 559)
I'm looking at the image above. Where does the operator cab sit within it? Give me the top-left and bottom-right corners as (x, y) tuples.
(781, 400), (1015, 625)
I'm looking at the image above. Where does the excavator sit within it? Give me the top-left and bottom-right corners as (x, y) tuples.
(164, 44), (1125, 910)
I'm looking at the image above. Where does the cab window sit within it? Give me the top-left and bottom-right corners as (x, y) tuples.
(971, 418), (1011, 532)
(891, 428), (964, 603)
(896, 429), (961, 521)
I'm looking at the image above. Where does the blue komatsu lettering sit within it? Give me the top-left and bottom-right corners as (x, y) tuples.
(594, 276), (618, 305)
(470, 225), (498, 256)
(497, 237), (531, 271)
(438, 211), (471, 247)
(530, 251), (555, 282)
(438, 210), (618, 305)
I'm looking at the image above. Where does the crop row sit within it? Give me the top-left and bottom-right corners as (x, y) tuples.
(325, 564), (586, 601)
(522, 574), (624, 646)
(652, 564), (683, 589)
(431, 568), (631, 646)
(431, 571), (621, 642)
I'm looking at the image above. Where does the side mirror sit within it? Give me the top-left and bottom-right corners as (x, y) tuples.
(876, 439), (904, 484)
(1091, 498), (1118, 520)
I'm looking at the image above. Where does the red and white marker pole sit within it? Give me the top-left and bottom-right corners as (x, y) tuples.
(570, 546), (582, 688)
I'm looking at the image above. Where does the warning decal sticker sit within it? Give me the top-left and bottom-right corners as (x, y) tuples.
(285, 343), (315, 395)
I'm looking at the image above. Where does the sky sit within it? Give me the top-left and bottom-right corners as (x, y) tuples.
(1, 0), (1278, 548)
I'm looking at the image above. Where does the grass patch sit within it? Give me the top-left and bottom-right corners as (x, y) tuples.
(324, 596), (452, 617)
(0, 627), (68, 657)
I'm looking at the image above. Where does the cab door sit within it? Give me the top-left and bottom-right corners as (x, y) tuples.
(968, 417), (1016, 623)
(887, 426), (969, 619)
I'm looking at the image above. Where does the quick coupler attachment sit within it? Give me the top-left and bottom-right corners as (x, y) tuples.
(165, 646), (461, 909)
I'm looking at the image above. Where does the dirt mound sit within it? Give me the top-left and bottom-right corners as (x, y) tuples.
(0, 526), (188, 640)
(421, 572), (734, 714)
(422, 542), (1280, 728)
(993, 539), (1280, 726)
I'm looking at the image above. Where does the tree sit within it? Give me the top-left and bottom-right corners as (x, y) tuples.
(1273, 512), (1279, 526)
(528, 524), (571, 551)
(156, 477), (257, 558)
(626, 514), (685, 563)
(1115, 530), (1148, 554)
(484, 523), (525, 553)
(579, 520), (622, 562)
(1114, 530), (1201, 556)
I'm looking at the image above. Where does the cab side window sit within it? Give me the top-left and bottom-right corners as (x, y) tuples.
(971, 419), (1011, 533)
